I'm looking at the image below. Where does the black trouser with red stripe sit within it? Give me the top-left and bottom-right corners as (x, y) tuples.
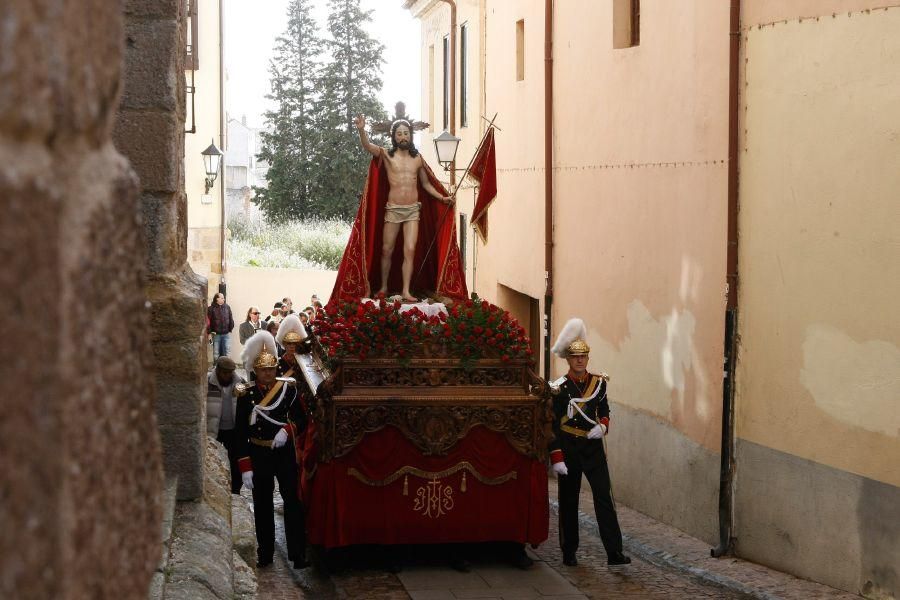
(250, 444), (305, 564)
(557, 440), (624, 559)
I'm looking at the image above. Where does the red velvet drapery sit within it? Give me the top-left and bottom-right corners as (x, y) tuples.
(306, 426), (549, 548)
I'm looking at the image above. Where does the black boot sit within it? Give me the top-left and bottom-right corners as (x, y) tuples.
(607, 553), (631, 566)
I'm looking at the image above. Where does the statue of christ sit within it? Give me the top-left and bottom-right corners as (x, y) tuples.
(354, 114), (455, 302)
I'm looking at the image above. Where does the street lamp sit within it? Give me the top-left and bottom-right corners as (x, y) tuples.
(201, 139), (223, 193)
(433, 130), (461, 171)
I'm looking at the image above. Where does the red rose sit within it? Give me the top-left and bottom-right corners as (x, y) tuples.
(473, 325), (483, 335)
(444, 330), (452, 338)
(465, 310), (473, 319)
(456, 335), (464, 343)
(481, 300), (490, 311)
(465, 299), (474, 308)
(458, 322), (467, 332)
(501, 354), (510, 362)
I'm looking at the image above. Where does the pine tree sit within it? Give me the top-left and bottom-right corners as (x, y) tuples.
(314, 0), (388, 219)
(254, 0), (322, 223)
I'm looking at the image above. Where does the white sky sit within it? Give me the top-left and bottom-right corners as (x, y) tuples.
(224, 0), (421, 129)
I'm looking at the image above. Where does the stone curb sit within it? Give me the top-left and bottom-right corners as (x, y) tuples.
(549, 500), (777, 600)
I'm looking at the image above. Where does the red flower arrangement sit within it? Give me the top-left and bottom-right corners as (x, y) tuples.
(313, 294), (533, 369)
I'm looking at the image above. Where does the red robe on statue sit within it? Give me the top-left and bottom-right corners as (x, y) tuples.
(326, 155), (468, 311)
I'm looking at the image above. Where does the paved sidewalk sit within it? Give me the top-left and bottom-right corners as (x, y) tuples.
(550, 478), (859, 600)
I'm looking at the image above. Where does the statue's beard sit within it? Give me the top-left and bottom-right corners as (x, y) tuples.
(397, 140), (410, 150)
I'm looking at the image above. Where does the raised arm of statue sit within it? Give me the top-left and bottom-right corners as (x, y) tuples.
(355, 114), (383, 157)
(418, 165), (454, 205)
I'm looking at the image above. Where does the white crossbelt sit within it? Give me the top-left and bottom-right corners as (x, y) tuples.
(565, 379), (605, 424)
(250, 377), (295, 427)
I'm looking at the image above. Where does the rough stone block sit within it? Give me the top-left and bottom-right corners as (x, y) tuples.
(122, 19), (181, 112)
(166, 502), (232, 600)
(142, 191), (188, 275)
(123, 0), (182, 20)
(114, 109), (182, 193)
(0, 1), (123, 143)
(158, 422), (205, 500)
(232, 494), (257, 569)
(156, 378), (205, 425)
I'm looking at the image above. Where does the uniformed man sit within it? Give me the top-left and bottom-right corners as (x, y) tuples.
(274, 314), (308, 378)
(236, 331), (308, 569)
(549, 318), (630, 567)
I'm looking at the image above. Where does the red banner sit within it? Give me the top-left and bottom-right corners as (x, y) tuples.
(468, 127), (497, 244)
(307, 425), (548, 548)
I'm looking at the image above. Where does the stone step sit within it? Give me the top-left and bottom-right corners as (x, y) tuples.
(148, 476), (179, 600)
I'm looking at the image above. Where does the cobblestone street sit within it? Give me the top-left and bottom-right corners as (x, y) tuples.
(248, 478), (859, 599)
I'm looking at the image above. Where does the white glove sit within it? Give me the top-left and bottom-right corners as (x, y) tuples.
(272, 428), (289, 448)
(587, 424), (607, 440)
(242, 471), (254, 490)
(552, 462), (568, 476)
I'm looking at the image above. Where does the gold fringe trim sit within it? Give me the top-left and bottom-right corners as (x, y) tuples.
(348, 462), (517, 488)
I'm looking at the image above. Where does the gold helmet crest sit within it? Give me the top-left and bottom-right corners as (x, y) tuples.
(240, 330), (279, 372)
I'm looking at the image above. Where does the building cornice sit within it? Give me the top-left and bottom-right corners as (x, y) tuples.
(402, 0), (442, 19)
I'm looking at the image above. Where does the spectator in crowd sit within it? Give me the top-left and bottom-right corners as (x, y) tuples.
(206, 356), (245, 493)
(310, 294), (319, 306)
(265, 301), (283, 325)
(282, 297), (295, 315)
(207, 292), (234, 364)
(239, 306), (263, 344)
(303, 306), (315, 323)
(265, 320), (281, 350)
(298, 311), (309, 327)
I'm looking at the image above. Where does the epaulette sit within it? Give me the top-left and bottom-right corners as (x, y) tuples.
(235, 382), (250, 397)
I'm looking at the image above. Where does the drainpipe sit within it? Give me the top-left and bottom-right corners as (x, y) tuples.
(542, 0), (554, 380)
(712, 0), (741, 558)
(218, 0), (227, 294)
(440, 0), (457, 187)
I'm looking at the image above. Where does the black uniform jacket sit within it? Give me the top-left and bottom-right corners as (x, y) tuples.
(234, 380), (305, 468)
(549, 373), (611, 470)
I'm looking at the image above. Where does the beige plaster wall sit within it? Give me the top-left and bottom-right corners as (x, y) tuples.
(735, 7), (900, 595)
(472, 0), (548, 309)
(736, 4), (900, 489)
(223, 267), (337, 362)
(186, 0), (224, 281)
(414, 0), (484, 294)
(549, 0), (730, 541)
(742, 0), (899, 27)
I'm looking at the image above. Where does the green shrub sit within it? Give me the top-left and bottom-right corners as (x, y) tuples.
(228, 213), (350, 270)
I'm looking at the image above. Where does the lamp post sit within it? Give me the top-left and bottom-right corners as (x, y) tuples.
(433, 130), (461, 172)
(201, 139), (223, 194)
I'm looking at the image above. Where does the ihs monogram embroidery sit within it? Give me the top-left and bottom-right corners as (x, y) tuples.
(414, 478), (454, 518)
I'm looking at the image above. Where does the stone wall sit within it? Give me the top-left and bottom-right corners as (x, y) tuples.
(0, 1), (163, 597)
(115, 0), (208, 501)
